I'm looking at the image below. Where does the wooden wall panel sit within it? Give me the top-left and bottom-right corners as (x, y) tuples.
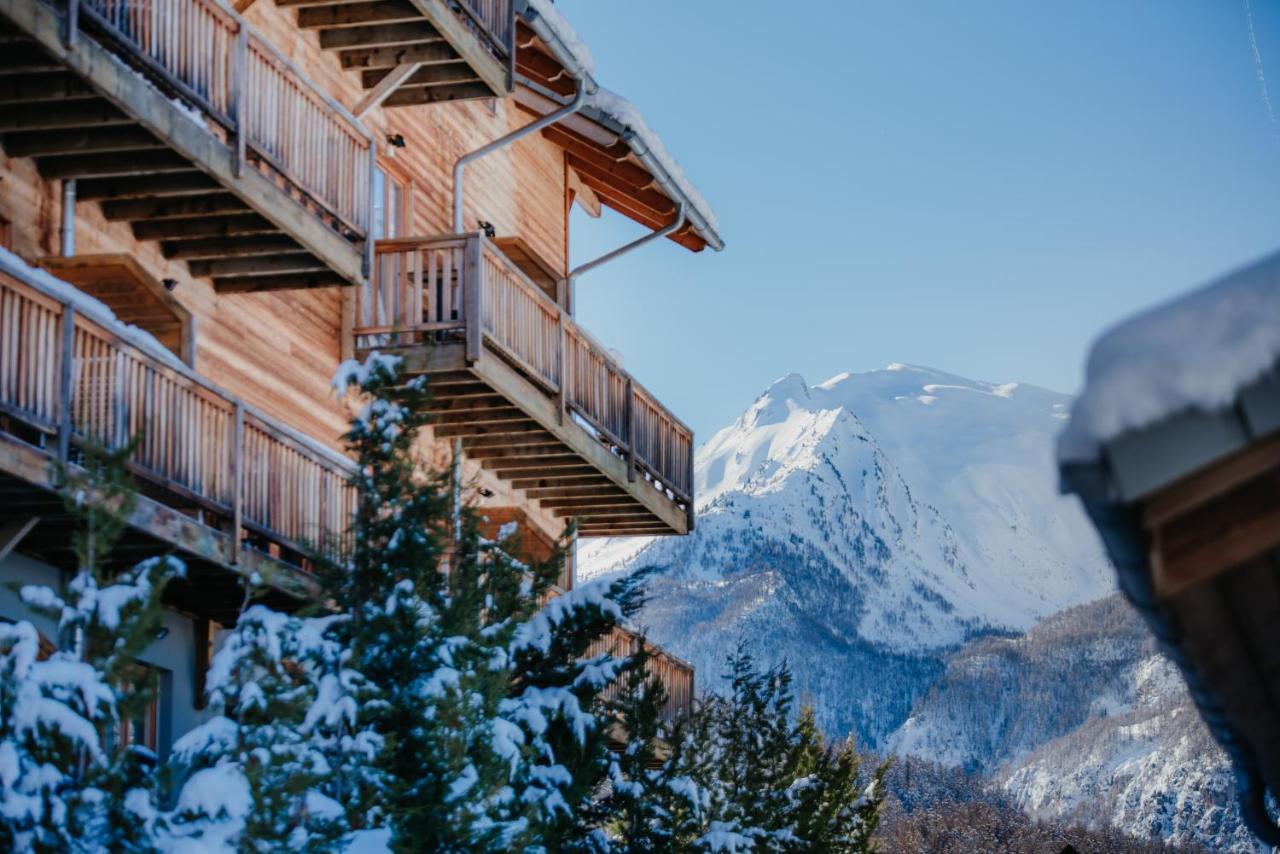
(1, 2), (573, 543)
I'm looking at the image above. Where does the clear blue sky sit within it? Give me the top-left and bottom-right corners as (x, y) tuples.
(559, 0), (1280, 441)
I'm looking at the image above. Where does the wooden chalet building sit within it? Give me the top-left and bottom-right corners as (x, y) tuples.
(1059, 252), (1280, 844)
(0, 0), (717, 755)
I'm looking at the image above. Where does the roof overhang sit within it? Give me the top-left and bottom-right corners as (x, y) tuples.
(513, 1), (724, 253)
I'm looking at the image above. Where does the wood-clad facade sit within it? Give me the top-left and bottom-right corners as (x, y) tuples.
(0, 0), (707, 742)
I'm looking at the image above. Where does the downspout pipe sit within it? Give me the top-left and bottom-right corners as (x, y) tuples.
(568, 202), (686, 284)
(453, 78), (586, 233)
(61, 179), (76, 257)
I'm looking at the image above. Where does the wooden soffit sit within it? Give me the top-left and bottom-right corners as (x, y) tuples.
(40, 253), (194, 364)
(514, 23), (707, 253)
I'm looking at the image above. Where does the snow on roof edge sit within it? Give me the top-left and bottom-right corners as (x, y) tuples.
(520, 0), (723, 247)
(1057, 249), (1280, 464)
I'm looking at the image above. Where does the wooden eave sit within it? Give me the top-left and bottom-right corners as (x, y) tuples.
(514, 28), (708, 253)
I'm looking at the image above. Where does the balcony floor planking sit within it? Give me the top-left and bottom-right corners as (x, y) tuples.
(381, 340), (689, 536)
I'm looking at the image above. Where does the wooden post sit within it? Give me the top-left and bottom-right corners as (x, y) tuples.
(555, 310), (565, 425)
(464, 236), (483, 363)
(192, 618), (213, 711)
(232, 27), (248, 179)
(230, 403), (244, 565)
(64, 0), (78, 49)
(685, 437), (696, 532)
(57, 306), (76, 465)
(625, 378), (635, 484)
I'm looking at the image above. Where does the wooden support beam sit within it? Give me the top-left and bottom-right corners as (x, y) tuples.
(492, 464), (599, 481)
(1, 125), (162, 157)
(0, 516), (39, 564)
(132, 214), (278, 241)
(297, 0), (421, 29)
(510, 474), (611, 491)
(525, 485), (626, 500)
(558, 507), (655, 521)
(188, 253), (325, 278)
(0, 44), (60, 74)
(76, 171), (220, 201)
(319, 21), (441, 50)
(36, 149), (191, 179)
(465, 444), (567, 461)
(0, 99), (130, 131)
(351, 60), (421, 118)
(161, 234), (301, 260)
(480, 454), (585, 471)
(431, 407), (529, 424)
(383, 81), (491, 107)
(102, 193), (251, 222)
(339, 40), (451, 69)
(0, 72), (92, 103)
(540, 496), (638, 510)
(425, 394), (512, 413)
(214, 271), (349, 292)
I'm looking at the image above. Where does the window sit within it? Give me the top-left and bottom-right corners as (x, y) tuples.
(114, 663), (161, 753)
(371, 165), (408, 239)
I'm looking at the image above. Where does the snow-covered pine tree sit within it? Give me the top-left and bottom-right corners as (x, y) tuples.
(0, 440), (183, 851)
(164, 602), (380, 851)
(574, 643), (710, 852)
(325, 352), (645, 851)
(612, 643), (887, 853)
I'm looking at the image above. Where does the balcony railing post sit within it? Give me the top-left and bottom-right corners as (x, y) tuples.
(625, 378), (635, 484)
(64, 0), (78, 49)
(232, 26), (248, 179)
(555, 310), (565, 425)
(57, 306), (76, 465)
(465, 236), (483, 363)
(231, 402), (244, 565)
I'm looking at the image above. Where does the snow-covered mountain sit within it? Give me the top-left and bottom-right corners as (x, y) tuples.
(579, 363), (1246, 849)
(891, 595), (1253, 852)
(580, 364), (1113, 741)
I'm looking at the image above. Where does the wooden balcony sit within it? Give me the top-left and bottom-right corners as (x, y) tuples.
(286, 0), (512, 107)
(353, 234), (695, 537)
(586, 625), (694, 725)
(0, 0), (374, 292)
(0, 257), (357, 625)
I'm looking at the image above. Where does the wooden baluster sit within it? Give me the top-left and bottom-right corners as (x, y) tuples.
(231, 402), (243, 564)
(232, 26), (247, 177)
(57, 306), (76, 465)
(465, 238), (482, 363)
(625, 377), (636, 483)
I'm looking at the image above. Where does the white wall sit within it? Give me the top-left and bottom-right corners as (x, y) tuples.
(0, 552), (216, 757)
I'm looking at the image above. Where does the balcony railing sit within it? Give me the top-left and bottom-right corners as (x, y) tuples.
(354, 234), (694, 507)
(67, 0), (374, 237)
(452, 0), (514, 63)
(584, 625), (695, 723)
(0, 258), (357, 563)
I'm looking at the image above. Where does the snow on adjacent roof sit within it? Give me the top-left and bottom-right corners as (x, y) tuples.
(520, 0), (722, 244)
(1058, 250), (1280, 463)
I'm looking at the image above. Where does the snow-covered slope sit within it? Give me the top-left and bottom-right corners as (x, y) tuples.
(580, 364), (1113, 741)
(890, 595), (1254, 852)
